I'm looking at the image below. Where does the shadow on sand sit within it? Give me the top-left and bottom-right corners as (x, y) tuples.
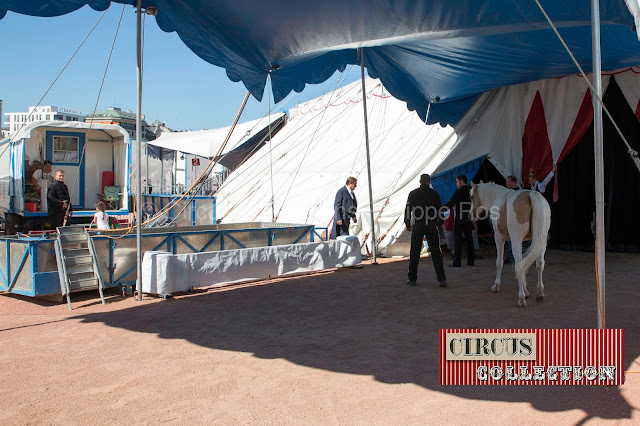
(75, 250), (639, 421)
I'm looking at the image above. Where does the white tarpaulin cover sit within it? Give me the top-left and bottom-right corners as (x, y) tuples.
(148, 113), (286, 158)
(142, 236), (361, 295)
(215, 77), (459, 255)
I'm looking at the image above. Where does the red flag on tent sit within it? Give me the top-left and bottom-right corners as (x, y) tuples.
(522, 91), (554, 186)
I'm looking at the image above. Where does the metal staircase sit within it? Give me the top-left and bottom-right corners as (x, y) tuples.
(54, 225), (105, 310)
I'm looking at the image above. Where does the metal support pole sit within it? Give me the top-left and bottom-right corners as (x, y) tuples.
(358, 48), (377, 264)
(135, 0), (143, 300)
(591, 0), (605, 328)
(145, 141), (149, 194)
(173, 150), (177, 194)
(160, 147), (164, 193)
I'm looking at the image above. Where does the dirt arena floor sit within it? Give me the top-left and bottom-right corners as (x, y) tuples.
(0, 248), (639, 425)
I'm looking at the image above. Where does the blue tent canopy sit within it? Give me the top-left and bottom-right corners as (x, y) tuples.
(2, 0), (639, 125)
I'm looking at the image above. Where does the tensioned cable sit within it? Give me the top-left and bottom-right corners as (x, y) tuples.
(229, 81), (390, 226)
(215, 83), (370, 223)
(104, 90), (251, 236)
(375, 103), (437, 245)
(219, 72), (359, 221)
(268, 74), (275, 222)
(0, 7), (111, 159)
(215, 68), (357, 197)
(161, 86), (298, 225)
(142, 91), (251, 228)
(534, 0), (615, 328)
(273, 69), (351, 221)
(161, 95), (281, 227)
(358, 104), (428, 247)
(230, 86), (395, 223)
(362, 103), (433, 246)
(65, 5), (126, 223)
(211, 70), (359, 221)
(534, 0), (640, 170)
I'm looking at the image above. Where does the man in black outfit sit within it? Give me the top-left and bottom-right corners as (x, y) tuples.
(404, 174), (446, 287)
(47, 170), (72, 229)
(445, 174), (475, 267)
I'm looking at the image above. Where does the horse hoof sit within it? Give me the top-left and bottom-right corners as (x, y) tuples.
(518, 300), (527, 307)
(536, 296), (544, 302)
(491, 286), (500, 292)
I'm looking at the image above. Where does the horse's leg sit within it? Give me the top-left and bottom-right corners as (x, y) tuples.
(492, 234), (504, 292)
(536, 247), (546, 302)
(512, 238), (527, 307)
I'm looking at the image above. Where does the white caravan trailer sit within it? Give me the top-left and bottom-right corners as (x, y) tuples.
(0, 121), (130, 233)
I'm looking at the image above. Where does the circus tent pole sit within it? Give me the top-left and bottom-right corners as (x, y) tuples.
(358, 48), (378, 264)
(591, 0), (606, 328)
(135, 0), (143, 301)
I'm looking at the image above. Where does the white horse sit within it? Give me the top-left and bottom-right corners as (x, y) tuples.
(469, 182), (551, 307)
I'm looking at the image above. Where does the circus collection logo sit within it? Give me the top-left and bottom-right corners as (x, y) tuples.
(439, 329), (624, 385)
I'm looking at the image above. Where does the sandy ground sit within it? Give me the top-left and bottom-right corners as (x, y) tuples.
(0, 248), (639, 425)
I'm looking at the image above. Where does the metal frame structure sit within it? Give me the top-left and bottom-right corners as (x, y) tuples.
(0, 223), (321, 298)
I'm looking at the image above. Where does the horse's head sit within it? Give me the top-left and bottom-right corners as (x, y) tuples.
(470, 181), (486, 219)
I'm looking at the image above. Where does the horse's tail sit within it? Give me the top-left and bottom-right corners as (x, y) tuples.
(515, 191), (551, 278)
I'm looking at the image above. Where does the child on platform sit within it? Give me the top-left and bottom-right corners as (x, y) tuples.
(90, 201), (110, 230)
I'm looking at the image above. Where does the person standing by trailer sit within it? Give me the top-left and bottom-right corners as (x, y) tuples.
(32, 160), (54, 195)
(47, 170), (72, 229)
(332, 176), (358, 238)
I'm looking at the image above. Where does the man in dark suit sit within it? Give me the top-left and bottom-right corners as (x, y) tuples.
(445, 174), (474, 267)
(405, 174), (446, 287)
(332, 176), (358, 238)
(47, 170), (73, 229)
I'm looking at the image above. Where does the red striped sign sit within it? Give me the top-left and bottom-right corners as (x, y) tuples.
(439, 329), (624, 385)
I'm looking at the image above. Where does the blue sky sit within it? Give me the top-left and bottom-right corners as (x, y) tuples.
(0, 5), (361, 131)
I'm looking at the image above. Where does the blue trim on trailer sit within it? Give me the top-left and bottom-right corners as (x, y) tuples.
(6, 239), (10, 291)
(109, 239), (115, 284)
(46, 131), (86, 208)
(30, 242), (37, 296)
(22, 142), (25, 212)
(200, 233), (221, 252)
(7, 245), (30, 292)
(224, 232), (245, 249)
(1, 224), (314, 296)
(34, 272), (60, 296)
(176, 234), (197, 253)
(115, 235), (171, 285)
(293, 228), (312, 245)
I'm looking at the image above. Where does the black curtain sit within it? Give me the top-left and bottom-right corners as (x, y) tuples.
(549, 76), (640, 252)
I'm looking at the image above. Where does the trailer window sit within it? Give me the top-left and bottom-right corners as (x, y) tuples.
(53, 135), (79, 163)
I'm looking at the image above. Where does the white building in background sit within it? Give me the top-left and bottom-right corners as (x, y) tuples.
(3, 106), (85, 137)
